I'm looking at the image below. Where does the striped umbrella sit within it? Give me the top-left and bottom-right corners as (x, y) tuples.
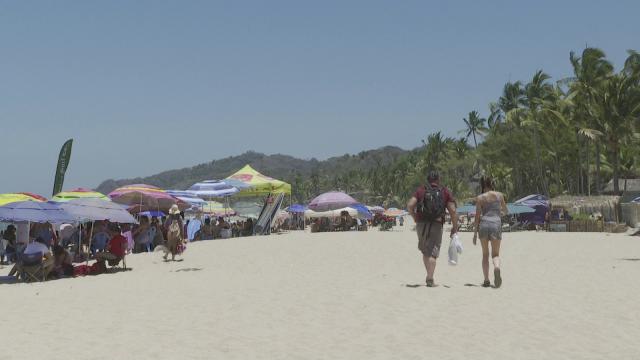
(108, 184), (189, 212)
(52, 188), (109, 202)
(0, 193), (46, 207)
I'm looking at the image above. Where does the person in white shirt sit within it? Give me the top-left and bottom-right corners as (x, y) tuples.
(9, 237), (55, 278)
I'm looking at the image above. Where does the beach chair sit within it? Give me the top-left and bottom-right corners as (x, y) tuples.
(18, 253), (46, 282)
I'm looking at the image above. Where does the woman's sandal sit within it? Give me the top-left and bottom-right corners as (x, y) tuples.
(482, 280), (491, 287)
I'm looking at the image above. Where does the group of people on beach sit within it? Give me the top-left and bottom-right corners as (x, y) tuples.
(408, 171), (505, 288)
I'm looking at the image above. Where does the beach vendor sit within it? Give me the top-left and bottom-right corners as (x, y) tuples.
(407, 171), (458, 287)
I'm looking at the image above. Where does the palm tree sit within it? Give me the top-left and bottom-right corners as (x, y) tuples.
(461, 111), (487, 148)
(592, 73), (640, 193)
(568, 47), (614, 194)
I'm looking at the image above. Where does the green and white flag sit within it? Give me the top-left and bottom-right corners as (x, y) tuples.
(52, 139), (73, 196)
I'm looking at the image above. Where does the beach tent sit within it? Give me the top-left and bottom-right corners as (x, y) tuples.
(514, 194), (550, 225)
(225, 165), (291, 196)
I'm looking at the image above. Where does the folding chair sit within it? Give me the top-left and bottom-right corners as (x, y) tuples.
(18, 252), (46, 282)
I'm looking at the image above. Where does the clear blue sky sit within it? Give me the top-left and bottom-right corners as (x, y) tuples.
(1, 0), (638, 195)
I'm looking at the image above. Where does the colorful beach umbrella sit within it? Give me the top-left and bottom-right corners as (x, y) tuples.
(108, 184), (189, 212)
(308, 191), (359, 212)
(0, 193), (46, 207)
(52, 188), (109, 202)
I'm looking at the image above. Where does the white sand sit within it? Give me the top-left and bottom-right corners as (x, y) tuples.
(2, 223), (639, 360)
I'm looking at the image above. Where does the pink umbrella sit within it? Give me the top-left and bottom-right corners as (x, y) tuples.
(308, 191), (359, 212)
(108, 184), (189, 212)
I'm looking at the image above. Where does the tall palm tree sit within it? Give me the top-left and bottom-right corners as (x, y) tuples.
(592, 73), (640, 193)
(461, 111), (487, 148)
(568, 47), (614, 194)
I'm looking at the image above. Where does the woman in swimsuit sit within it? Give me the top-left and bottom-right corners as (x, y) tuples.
(473, 177), (508, 288)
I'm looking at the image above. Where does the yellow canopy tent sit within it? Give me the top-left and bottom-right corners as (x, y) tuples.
(225, 165), (291, 197)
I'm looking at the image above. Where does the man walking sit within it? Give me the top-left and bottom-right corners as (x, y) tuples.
(407, 171), (458, 287)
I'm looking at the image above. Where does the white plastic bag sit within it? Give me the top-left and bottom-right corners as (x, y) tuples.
(448, 233), (462, 265)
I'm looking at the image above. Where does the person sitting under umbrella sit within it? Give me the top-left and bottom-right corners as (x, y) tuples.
(95, 224), (127, 270)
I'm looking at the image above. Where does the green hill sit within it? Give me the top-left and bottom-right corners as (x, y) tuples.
(95, 146), (409, 203)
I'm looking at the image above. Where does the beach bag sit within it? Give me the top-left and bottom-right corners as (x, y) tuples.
(418, 186), (446, 222)
(448, 233), (463, 265)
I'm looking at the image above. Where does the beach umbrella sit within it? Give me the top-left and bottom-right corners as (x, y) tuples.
(58, 198), (138, 223)
(286, 204), (307, 213)
(367, 205), (385, 214)
(166, 190), (207, 206)
(350, 204), (373, 219)
(201, 201), (237, 217)
(308, 191), (359, 212)
(383, 208), (408, 217)
(51, 188), (109, 202)
(138, 210), (166, 218)
(187, 180), (241, 198)
(108, 184), (189, 212)
(0, 201), (77, 223)
(0, 193), (46, 207)
(305, 207), (368, 219)
(17, 192), (48, 202)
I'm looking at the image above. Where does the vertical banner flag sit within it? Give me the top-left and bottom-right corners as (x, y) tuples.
(52, 139), (73, 196)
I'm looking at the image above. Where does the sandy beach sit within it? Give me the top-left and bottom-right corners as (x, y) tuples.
(2, 223), (639, 360)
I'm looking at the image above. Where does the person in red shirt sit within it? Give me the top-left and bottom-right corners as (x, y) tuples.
(95, 224), (127, 267)
(407, 171), (458, 287)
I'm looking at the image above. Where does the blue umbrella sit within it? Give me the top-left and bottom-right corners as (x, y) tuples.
(187, 180), (242, 198)
(287, 204), (306, 213)
(138, 210), (165, 218)
(350, 203), (373, 220)
(0, 201), (77, 223)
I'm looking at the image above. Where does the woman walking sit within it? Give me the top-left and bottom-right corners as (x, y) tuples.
(473, 177), (508, 288)
(164, 205), (185, 261)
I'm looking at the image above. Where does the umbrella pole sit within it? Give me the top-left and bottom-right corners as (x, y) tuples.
(85, 221), (94, 267)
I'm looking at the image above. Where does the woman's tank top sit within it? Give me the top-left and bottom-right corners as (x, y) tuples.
(480, 193), (503, 224)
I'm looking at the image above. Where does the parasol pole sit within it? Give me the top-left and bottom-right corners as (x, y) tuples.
(85, 220), (94, 267)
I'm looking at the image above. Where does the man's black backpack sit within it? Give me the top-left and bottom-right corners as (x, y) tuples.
(418, 186), (446, 222)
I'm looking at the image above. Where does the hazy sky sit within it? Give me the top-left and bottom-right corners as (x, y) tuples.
(1, 0), (638, 195)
